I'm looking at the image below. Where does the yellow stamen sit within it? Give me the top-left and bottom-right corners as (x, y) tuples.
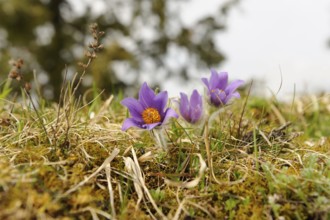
(211, 89), (224, 93)
(142, 108), (161, 124)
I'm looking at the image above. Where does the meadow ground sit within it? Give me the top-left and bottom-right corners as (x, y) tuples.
(0, 23), (329, 220)
(0, 79), (329, 219)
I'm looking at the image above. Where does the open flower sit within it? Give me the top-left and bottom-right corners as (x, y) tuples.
(179, 90), (203, 124)
(201, 69), (244, 107)
(121, 82), (178, 131)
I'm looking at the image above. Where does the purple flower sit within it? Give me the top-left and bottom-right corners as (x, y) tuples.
(179, 90), (203, 124)
(121, 82), (178, 131)
(201, 69), (244, 107)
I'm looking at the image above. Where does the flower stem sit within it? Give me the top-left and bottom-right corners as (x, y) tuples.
(204, 107), (226, 162)
(204, 115), (212, 168)
(152, 129), (167, 150)
(204, 107), (225, 184)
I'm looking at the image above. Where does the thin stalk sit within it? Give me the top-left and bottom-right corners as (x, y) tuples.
(152, 129), (167, 150)
(26, 91), (52, 145)
(236, 81), (253, 139)
(204, 115), (212, 168)
(204, 114), (221, 183)
(253, 127), (259, 170)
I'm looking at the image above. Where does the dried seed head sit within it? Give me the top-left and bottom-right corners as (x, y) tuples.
(17, 58), (24, 68)
(78, 62), (87, 69)
(85, 51), (92, 57)
(8, 59), (16, 66)
(90, 23), (98, 30)
(97, 44), (104, 50)
(9, 70), (19, 79)
(24, 82), (32, 92)
(91, 41), (99, 48)
(92, 32), (98, 39)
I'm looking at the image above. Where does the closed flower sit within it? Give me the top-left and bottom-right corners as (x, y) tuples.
(179, 90), (203, 124)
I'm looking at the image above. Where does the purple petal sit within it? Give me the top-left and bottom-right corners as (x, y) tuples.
(179, 92), (190, 119)
(162, 108), (179, 124)
(142, 122), (162, 130)
(153, 91), (168, 112)
(190, 90), (202, 109)
(122, 118), (142, 131)
(231, 91), (241, 98)
(121, 97), (144, 121)
(224, 91), (241, 103)
(216, 72), (228, 90)
(190, 90), (203, 121)
(139, 82), (156, 108)
(209, 69), (220, 89)
(210, 89), (227, 106)
(201, 77), (210, 90)
(190, 105), (203, 123)
(225, 80), (244, 95)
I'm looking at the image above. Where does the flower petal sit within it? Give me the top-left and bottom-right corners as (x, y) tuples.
(121, 97), (144, 121)
(210, 89), (227, 106)
(224, 91), (241, 104)
(190, 105), (203, 124)
(231, 91), (241, 99)
(190, 90), (202, 109)
(201, 77), (210, 90)
(179, 92), (190, 120)
(122, 118), (142, 131)
(153, 91), (168, 112)
(162, 108), (179, 124)
(209, 69), (220, 89)
(139, 82), (156, 108)
(225, 80), (244, 95)
(216, 72), (228, 90)
(142, 122), (162, 130)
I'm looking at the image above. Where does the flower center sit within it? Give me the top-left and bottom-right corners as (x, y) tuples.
(211, 89), (224, 94)
(142, 108), (161, 124)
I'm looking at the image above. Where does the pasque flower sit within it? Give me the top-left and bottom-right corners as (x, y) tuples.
(121, 82), (178, 131)
(179, 90), (203, 124)
(202, 69), (244, 107)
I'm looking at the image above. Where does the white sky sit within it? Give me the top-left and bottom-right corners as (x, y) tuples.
(177, 0), (330, 98)
(67, 0), (330, 99)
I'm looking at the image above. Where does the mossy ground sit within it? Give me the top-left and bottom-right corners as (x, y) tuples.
(0, 86), (329, 220)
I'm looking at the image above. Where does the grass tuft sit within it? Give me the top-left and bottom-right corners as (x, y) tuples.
(1, 89), (329, 219)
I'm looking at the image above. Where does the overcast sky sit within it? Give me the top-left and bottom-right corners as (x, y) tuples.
(178, 0), (330, 98)
(69, 0), (330, 99)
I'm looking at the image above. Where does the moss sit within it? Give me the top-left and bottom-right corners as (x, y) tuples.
(0, 91), (330, 219)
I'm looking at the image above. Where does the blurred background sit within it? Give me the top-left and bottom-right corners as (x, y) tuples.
(0, 0), (329, 101)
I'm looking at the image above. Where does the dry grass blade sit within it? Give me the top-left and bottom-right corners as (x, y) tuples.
(123, 157), (143, 207)
(105, 163), (116, 219)
(185, 200), (214, 220)
(138, 151), (153, 162)
(60, 148), (120, 198)
(90, 95), (114, 124)
(270, 103), (286, 125)
(124, 147), (167, 219)
(165, 153), (206, 188)
(172, 199), (185, 220)
(257, 127), (272, 147)
(71, 206), (112, 220)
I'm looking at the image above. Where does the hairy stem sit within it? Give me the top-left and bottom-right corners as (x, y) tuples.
(152, 129), (167, 150)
